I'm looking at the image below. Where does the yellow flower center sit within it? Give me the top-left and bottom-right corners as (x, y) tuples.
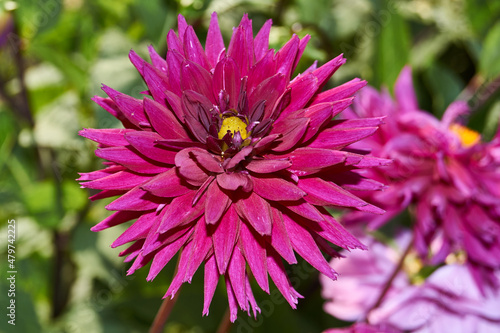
(449, 124), (480, 147)
(218, 116), (248, 140)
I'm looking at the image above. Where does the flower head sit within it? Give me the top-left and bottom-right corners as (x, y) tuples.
(321, 234), (500, 332)
(343, 67), (500, 290)
(79, 13), (387, 320)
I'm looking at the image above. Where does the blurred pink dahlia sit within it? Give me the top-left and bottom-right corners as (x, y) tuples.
(79, 13), (388, 320)
(343, 67), (500, 290)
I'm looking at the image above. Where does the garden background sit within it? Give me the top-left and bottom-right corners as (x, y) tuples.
(1, 0), (499, 332)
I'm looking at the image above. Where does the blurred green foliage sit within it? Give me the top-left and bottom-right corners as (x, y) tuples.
(0, 0), (499, 332)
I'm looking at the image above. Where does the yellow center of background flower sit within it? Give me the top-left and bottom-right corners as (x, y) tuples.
(218, 116), (248, 140)
(449, 124), (481, 147)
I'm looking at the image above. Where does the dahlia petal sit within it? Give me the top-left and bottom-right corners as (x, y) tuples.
(284, 147), (346, 176)
(181, 91), (212, 143)
(181, 60), (214, 103)
(129, 49), (146, 76)
(89, 189), (125, 201)
(283, 213), (337, 279)
(166, 50), (184, 95)
(158, 191), (205, 233)
(270, 117), (309, 152)
(184, 217), (213, 282)
(328, 171), (387, 191)
(227, 247), (247, 311)
(142, 217), (192, 256)
(225, 276), (239, 322)
(189, 148), (224, 173)
(311, 54), (346, 90)
(125, 131), (177, 165)
(166, 29), (183, 55)
(299, 177), (369, 209)
(394, 66), (418, 112)
(205, 181), (231, 224)
(177, 14), (188, 40)
(79, 128), (132, 147)
(143, 62), (170, 105)
(102, 85), (149, 126)
(203, 255), (219, 316)
(235, 192), (272, 235)
(212, 205), (240, 274)
(316, 209), (366, 250)
(267, 248), (302, 308)
(309, 127), (379, 150)
(284, 200), (325, 222)
(143, 97), (189, 140)
(345, 154), (391, 167)
(301, 100), (353, 143)
(92, 96), (137, 129)
(81, 170), (150, 190)
(206, 12), (225, 68)
(175, 148), (210, 186)
(268, 208), (297, 264)
(245, 276), (261, 318)
(91, 210), (143, 232)
(254, 19), (272, 61)
(213, 57), (241, 110)
(163, 243), (192, 299)
(245, 158), (291, 173)
(329, 117), (385, 130)
(183, 26), (210, 71)
(275, 35), (299, 79)
(224, 146), (253, 170)
(127, 249), (153, 272)
(292, 35), (310, 73)
(217, 172), (253, 192)
(111, 211), (158, 248)
(119, 239), (145, 259)
(240, 222), (269, 293)
(106, 187), (160, 211)
(248, 73), (287, 119)
(247, 50), (276, 94)
(227, 18), (252, 76)
(77, 165), (124, 181)
(252, 176), (306, 201)
(148, 45), (167, 72)
(140, 168), (193, 197)
(280, 74), (318, 117)
(311, 78), (366, 105)
(146, 228), (193, 281)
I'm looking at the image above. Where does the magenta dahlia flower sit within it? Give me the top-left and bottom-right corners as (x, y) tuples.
(79, 13), (388, 320)
(343, 67), (500, 290)
(320, 234), (500, 333)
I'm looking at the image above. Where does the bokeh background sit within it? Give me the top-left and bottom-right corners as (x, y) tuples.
(1, 0), (499, 332)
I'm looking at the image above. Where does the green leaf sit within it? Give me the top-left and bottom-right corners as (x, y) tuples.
(374, 10), (411, 89)
(424, 64), (464, 117)
(479, 21), (500, 79)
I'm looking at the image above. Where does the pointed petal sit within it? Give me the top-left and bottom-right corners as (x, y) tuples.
(206, 12), (225, 68)
(252, 176), (306, 201)
(205, 181), (231, 224)
(254, 19), (272, 61)
(79, 128), (132, 147)
(268, 208), (297, 264)
(282, 213), (337, 279)
(125, 131), (177, 165)
(143, 97), (189, 140)
(140, 168), (193, 197)
(203, 255), (219, 316)
(111, 211), (158, 248)
(91, 210), (143, 232)
(212, 205), (240, 274)
(267, 248), (303, 308)
(81, 170), (150, 190)
(246, 158), (291, 173)
(106, 187), (160, 211)
(234, 192), (272, 235)
(239, 222), (269, 293)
